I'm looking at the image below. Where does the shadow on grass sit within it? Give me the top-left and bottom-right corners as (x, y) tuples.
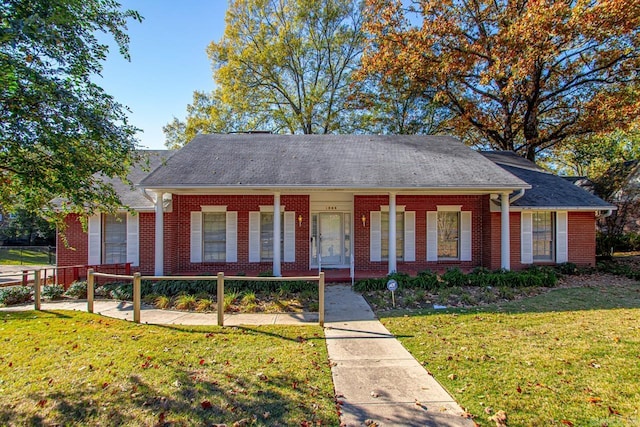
(0, 368), (327, 426)
(153, 323), (326, 345)
(376, 280), (640, 319)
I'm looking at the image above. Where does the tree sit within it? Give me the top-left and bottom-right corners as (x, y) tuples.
(163, 89), (270, 149)
(0, 208), (55, 245)
(207, 0), (365, 135)
(1, 0), (142, 227)
(361, 0), (640, 160)
(542, 129), (640, 177)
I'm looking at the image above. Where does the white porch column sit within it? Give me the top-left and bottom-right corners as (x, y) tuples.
(388, 192), (397, 274)
(154, 191), (164, 276)
(501, 192), (511, 270)
(273, 192), (282, 277)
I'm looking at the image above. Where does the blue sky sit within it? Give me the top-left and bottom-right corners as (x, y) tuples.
(97, 1), (227, 150)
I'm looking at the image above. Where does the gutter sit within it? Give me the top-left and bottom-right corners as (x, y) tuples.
(509, 188), (525, 204)
(596, 209), (613, 219)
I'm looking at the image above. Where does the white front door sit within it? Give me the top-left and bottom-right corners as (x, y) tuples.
(311, 212), (351, 268)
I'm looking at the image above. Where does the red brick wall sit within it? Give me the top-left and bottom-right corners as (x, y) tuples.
(170, 194), (310, 274)
(354, 194), (485, 273)
(57, 197), (598, 274)
(57, 214), (88, 267)
(568, 211), (596, 266)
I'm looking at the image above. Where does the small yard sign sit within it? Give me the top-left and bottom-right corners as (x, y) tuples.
(387, 279), (398, 307)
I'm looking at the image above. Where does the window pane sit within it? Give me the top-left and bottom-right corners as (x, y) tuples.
(381, 211), (404, 261)
(103, 213), (127, 264)
(261, 212), (284, 262)
(437, 211), (459, 259)
(203, 212), (226, 262)
(533, 212), (553, 261)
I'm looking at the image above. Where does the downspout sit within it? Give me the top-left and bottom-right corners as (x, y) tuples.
(596, 209), (613, 219)
(510, 188), (525, 204)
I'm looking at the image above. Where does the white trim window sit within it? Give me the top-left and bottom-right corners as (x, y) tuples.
(103, 213), (127, 264)
(381, 211), (404, 261)
(203, 212), (226, 262)
(249, 209), (295, 263)
(532, 211), (553, 261)
(521, 211), (568, 264)
(426, 207), (472, 262)
(370, 208), (416, 262)
(260, 212), (284, 262)
(190, 207), (237, 263)
(87, 212), (139, 266)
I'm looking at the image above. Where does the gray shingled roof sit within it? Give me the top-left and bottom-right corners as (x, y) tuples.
(105, 150), (173, 209)
(482, 151), (614, 209)
(140, 134), (528, 190)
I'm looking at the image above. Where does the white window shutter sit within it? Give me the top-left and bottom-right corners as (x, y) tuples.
(556, 211), (568, 263)
(249, 212), (261, 262)
(404, 211), (416, 262)
(126, 213), (139, 266)
(521, 212), (533, 264)
(88, 214), (101, 265)
(426, 211), (438, 261)
(370, 211), (381, 262)
(190, 211), (202, 263)
(460, 211), (472, 261)
(284, 212), (295, 262)
(226, 211), (237, 263)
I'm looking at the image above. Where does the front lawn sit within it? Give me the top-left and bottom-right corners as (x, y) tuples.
(0, 247), (53, 265)
(0, 311), (338, 426)
(379, 277), (640, 426)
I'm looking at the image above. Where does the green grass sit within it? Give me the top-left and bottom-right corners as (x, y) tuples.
(0, 311), (338, 426)
(379, 282), (640, 426)
(0, 248), (52, 265)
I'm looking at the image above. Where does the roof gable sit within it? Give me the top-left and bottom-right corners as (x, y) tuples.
(482, 151), (614, 209)
(140, 134), (528, 191)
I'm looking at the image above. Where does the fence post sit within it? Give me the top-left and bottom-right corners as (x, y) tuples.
(133, 272), (141, 324)
(34, 270), (41, 310)
(87, 269), (94, 313)
(217, 272), (224, 327)
(22, 270), (28, 286)
(319, 272), (325, 326)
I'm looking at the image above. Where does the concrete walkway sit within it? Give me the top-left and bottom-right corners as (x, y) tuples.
(2, 286), (473, 426)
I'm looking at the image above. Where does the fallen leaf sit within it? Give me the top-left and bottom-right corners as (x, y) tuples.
(200, 400), (212, 410)
(561, 420), (574, 426)
(36, 399), (47, 408)
(516, 385), (522, 393)
(199, 359), (205, 365)
(490, 410), (507, 427)
(609, 406), (621, 416)
(588, 397), (602, 404)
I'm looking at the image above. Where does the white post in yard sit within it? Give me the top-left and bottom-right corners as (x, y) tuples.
(154, 191), (164, 276)
(388, 192), (397, 275)
(273, 192), (282, 277)
(501, 192), (511, 270)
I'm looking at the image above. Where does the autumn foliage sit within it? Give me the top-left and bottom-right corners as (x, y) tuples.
(361, 0), (640, 160)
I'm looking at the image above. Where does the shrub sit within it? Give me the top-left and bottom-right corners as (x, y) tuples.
(103, 282), (133, 301)
(411, 270), (440, 290)
(441, 268), (469, 287)
(41, 284), (64, 300)
(174, 294), (197, 310)
(65, 281), (87, 299)
(0, 286), (32, 306)
(154, 295), (171, 309)
(555, 262), (578, 275)
(195, 298), (215, 312)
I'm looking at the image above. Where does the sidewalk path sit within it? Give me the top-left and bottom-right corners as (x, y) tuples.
(2, 286), (474, 426)
(324, 285), (474, 426)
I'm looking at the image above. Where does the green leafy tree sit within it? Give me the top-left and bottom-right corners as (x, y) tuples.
(0, 0), (142, 227)
(361, 0), (640, 160)
(0, 209), (55, 245)
(163, 89), (269, 149)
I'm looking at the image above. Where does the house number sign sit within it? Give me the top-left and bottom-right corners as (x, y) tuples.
(325, 206), (338, 210)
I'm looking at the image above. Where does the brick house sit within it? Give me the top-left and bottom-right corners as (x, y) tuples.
(56, 134), (614, 279)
